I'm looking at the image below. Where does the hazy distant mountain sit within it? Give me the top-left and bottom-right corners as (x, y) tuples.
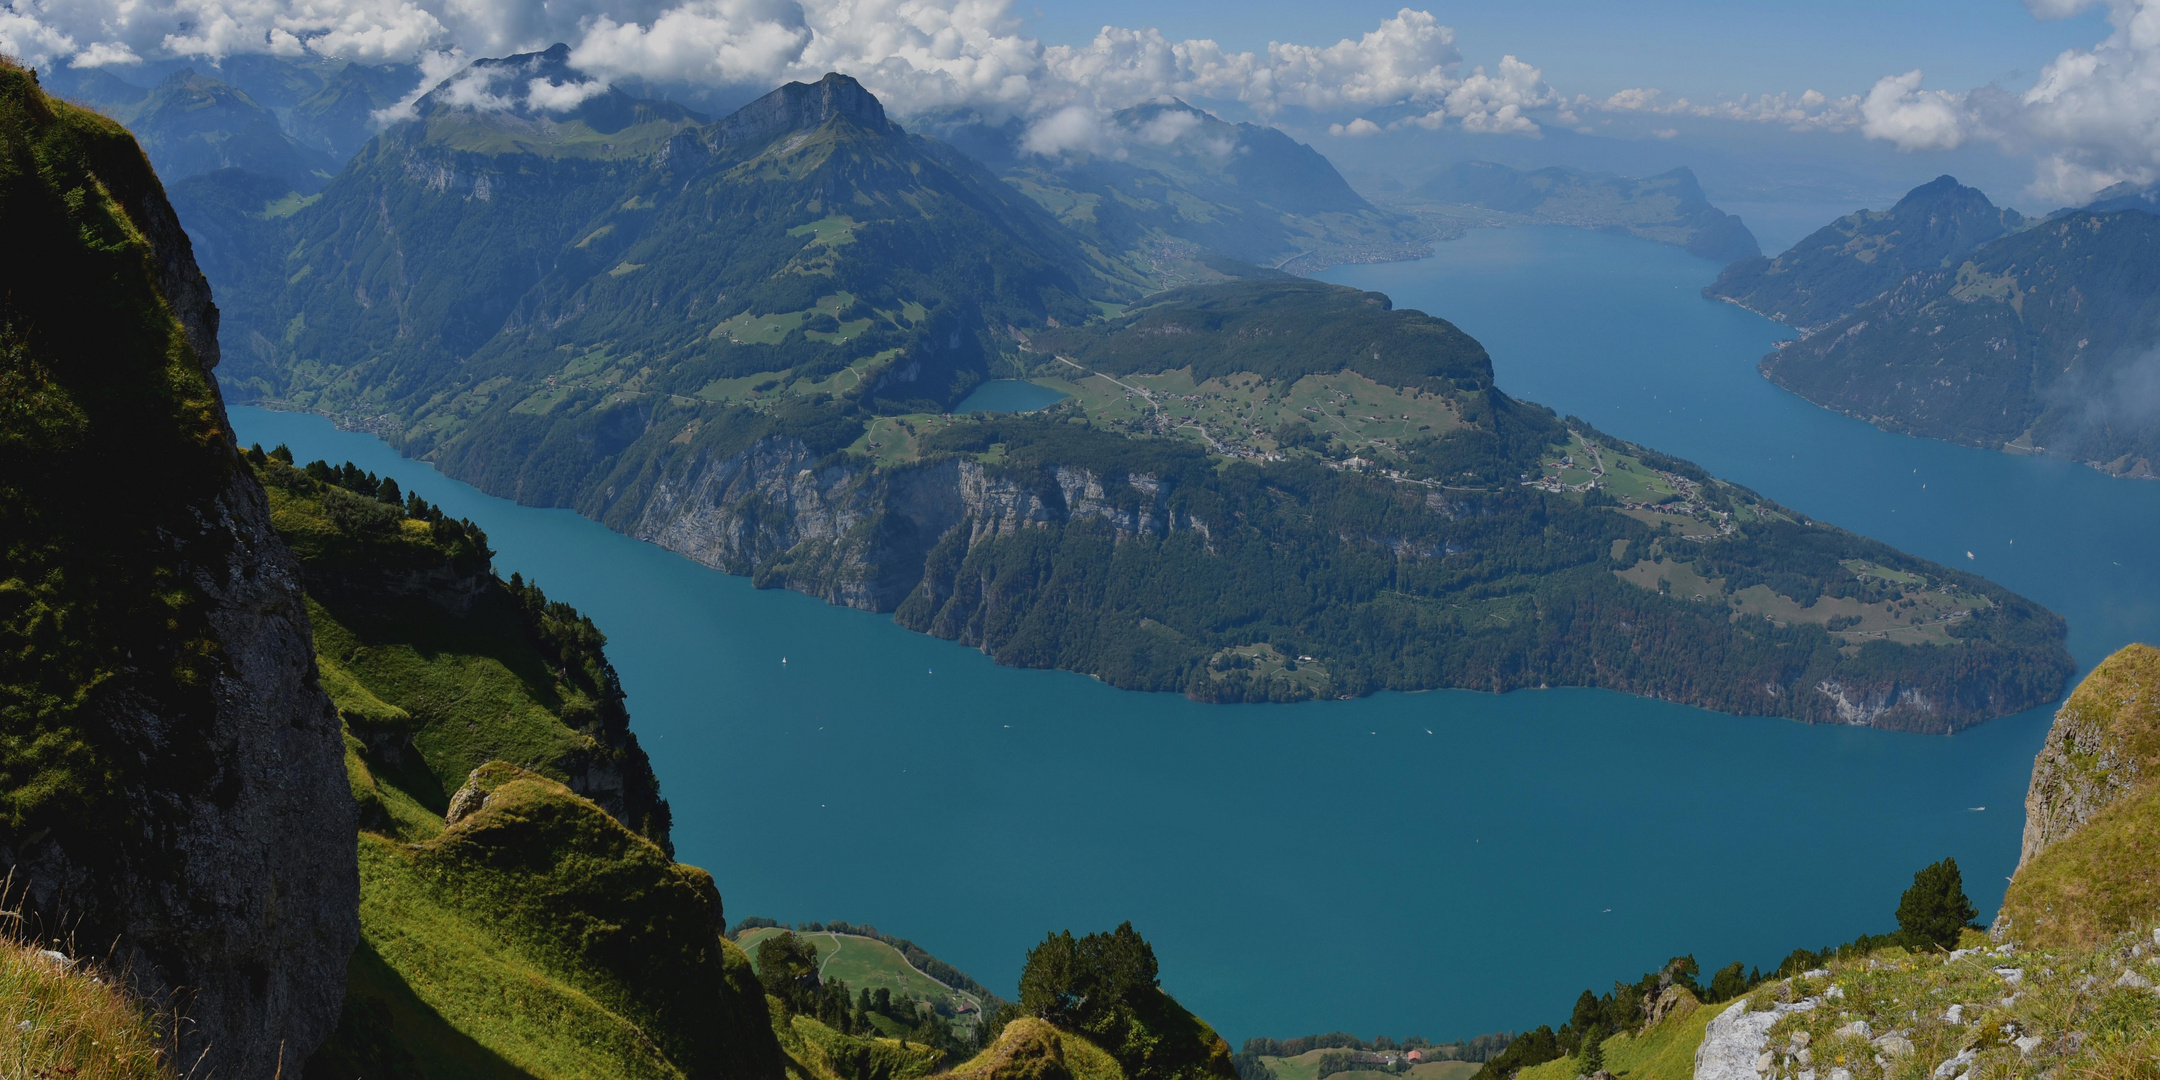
(1410, 160), (1760, 263)
(916, 100), (1427, 279)
(1761, 207), (2160, 476)
(1706, 175), (2026, 331)
(2060, 178), (2160, 218)
(285, 61), (420, 161)
(57, 67), (338, 191)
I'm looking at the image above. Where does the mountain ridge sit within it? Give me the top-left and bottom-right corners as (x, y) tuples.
(1405, 160), (1759, 263)
(1705, 175), (2026, 332)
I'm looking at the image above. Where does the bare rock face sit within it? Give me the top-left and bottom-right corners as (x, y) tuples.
(0, 67), (357, 1077)
(631, 435), (1214, 617)
(2015, 643), (2160, 869)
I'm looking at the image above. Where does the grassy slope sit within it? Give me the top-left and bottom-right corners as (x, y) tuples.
(264, 460), (779, 1080)
(776, 1009), (948, 1080)
(737, 928), (988, 1017)
(1998, 643), (2160, 950)
(2000, 783), (2160, 952)
(1728, 933), (2157, 1080)
(942, 1018), (1125, 1080)
(1515, 995), (1715, 1080)
(0, 939), (169, 1079)
(317, 764), (778, 1080)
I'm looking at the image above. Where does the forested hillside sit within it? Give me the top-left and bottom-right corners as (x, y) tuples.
(183, 57), (2071, 728)
(1705, 176), (2025, 331)
(1759, 208), (2160, 476)
(218, 54), (1140, 420)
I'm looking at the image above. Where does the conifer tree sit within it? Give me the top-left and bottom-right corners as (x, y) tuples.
(1895, 857), (1979, 949)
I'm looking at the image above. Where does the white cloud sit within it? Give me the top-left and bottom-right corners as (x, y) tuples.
(1997, 0), (2160, 201)
(526, 75), (607, 110)
(1020, 103), (1113, 156)
(1136, 107), (1202, 144)
(71, 40), (142, 66)
(570, 0), (810, 87)
(1580, 85), (1863, 131)
(1859, 69), (1967, 150)
(0, 5), (79, 67)
(1328, 117), (1381, 137)
(371, 46), (463, 122)
(0, 0), (1557, 143)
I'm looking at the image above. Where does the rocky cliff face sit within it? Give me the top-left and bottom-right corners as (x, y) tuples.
(631, 436), (1213, 617)
(2015, 643), (2160, 868)
(1994, 642), (2160, 947)
(0, 63), (356, 1077)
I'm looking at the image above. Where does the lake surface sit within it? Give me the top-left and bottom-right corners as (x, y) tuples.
(954, 379), (1070, 413)
(228, 226), (2160, 1045)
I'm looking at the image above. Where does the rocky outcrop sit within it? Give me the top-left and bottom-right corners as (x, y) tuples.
(1993, 643), (2160, 947)
(1813, 681), (1937, 727)
(2014, 643), (2160, 869)
(632, 436), (1212, 616)
(704, 71), (897, 152)
(1695, 998), (1818, 1080)
(0, 64), (357, 1077)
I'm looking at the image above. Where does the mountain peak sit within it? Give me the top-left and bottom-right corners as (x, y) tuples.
(709, 71), (894, 149)
(1892, 174), (2004, 215)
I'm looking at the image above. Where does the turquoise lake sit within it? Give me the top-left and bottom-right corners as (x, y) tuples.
(227, 226), (2160, 1045)
(954, 378), (1070, 413)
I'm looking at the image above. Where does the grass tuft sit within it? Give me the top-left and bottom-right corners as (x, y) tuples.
(0, 907), (170, 1079)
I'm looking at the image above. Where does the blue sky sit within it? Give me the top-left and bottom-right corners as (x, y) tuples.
(1022, 1), (2110, 101)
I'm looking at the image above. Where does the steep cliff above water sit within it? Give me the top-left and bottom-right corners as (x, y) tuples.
(1997, 643), (2160, 950)
(0, 60), (356, 1076)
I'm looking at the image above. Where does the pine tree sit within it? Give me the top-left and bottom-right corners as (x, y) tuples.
(1577, 1026), (1605, 1077)
(1895, 857), (1979, 949)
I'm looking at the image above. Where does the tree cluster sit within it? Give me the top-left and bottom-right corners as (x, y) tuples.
(1017, 922), (1226, 1080)
(753, 931), (974, 1058)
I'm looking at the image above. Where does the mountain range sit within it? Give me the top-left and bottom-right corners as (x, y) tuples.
(1402, 160), (1760, 263)
(1710, 175), (2160, 477)
(7, 46), (2157, 1080)
(0, 57), (1240, 1077)
(180, 53), (2077, 730)
(917, 100), (1429, 277)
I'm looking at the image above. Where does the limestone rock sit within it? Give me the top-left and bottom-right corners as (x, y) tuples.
(445, 773), (491, 825)
(2014, 643), (2160, 869)
(1695, 998), (1818, 1080)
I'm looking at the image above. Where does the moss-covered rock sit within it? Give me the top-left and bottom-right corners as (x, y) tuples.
(0, 57), (356, 1077)
(943, 1018), (1124, 1080)
(1998, 643), (2160, 949)
(312, 764), (783, 1079)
